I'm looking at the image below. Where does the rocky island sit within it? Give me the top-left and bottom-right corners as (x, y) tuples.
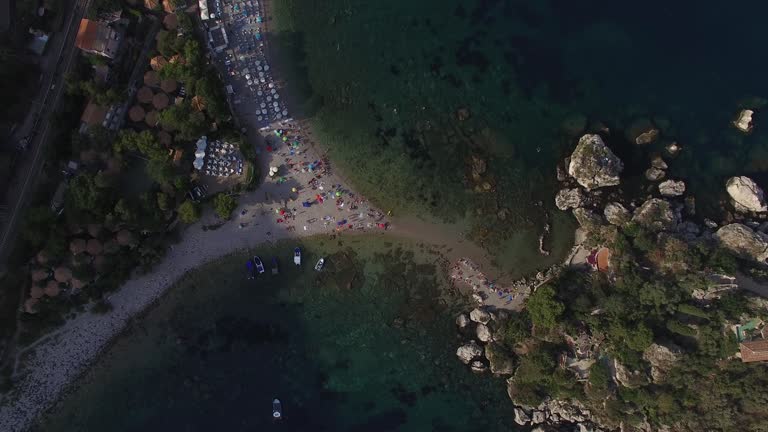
(454, 124), (768, 432)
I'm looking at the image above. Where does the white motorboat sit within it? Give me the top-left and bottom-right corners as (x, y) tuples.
(253, 256), (265, 274)
(294, 247), (301, 266)
(272, 398), (282, 420)
(314, 257), (325, 272)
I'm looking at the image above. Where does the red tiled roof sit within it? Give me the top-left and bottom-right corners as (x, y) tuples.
(741, 339), (768, 363)
(81, 101), (107, 126)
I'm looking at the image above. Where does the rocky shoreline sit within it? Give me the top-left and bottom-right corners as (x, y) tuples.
(453, 111), (768, 432)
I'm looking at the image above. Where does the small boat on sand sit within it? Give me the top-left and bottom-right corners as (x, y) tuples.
(253, 256), (265, 274)
(314, 258), (325, 272)
(294, 247), (301, 266)
(272, 398), (282, 420)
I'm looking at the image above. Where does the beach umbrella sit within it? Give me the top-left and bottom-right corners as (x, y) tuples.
(30, 285), (44, 299)
(86, 238), (103, 255)
(145, 110), (159, 127)
(195, 149), (206, 158)
(44, 280), (60, 297)
(129, 105), (146, 122)
(160, 78), (178, 93)
(152, 92), (169, 109)
(193, 158), (204, 170)
(54, 266), (73, 283)
(137, 86), (154, 103)
(144, 70), (160, 87)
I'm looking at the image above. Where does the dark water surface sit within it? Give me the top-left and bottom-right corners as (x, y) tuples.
(271, 0), (768, 238)
(38, 238), (516, 431)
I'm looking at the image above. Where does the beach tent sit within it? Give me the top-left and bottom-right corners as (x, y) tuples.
(302, 201), (312, 208)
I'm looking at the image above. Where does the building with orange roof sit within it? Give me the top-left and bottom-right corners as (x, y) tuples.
(741, 339), (768, 363)
(596, 248), (611, 272)
(80, 101), (108, 132)
(75, 19), (123, 58)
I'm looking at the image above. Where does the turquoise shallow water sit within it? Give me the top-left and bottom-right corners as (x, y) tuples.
(37, 238), (517, 431)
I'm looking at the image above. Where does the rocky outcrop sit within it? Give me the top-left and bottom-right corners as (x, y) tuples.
(562, 113), (588, 137)
(573, 208), (603, 229)
(470, 155), (487, 180)
(733, 109), (755, 133)
(456, 340), (484, 364)
(613, 359), (648, 388)
(469, 308), (491, 324)
(485, 343), (516, 375)
(470, 360), (487, 373)
(714, 223), (768, 263)
(726, 176), (767, 213)
(604, 202), (630, 226)
(642, 343), (681, 383)
(651, 156), (668, 170)
(456, 313), (470, 328)
(632, 198), (678, 232)
(555, 188), (588, 210)
(659, 179), (686, 197)
(645, 167), (665, 181)
(627, 118), (659, 145)
(514, 407), (531, 425)
(665, 141), (681, 157)
(567, 134), (623, 190)
(476, 323), (493, 342)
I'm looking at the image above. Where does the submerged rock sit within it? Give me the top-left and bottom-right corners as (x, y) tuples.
(726, 176), (767, 212)
(469, 308), (491, 324)
(561, 113), (588, 137)
(733, 109), (755, 133)
(651, 156), (668, 170)
(470, 155), (487, 180)
(714, 223), (768, 263)
(456, 341), (484, 364)
(567, 134), (624, 190)
(659, 179), (686, 197)
(645, 167), (666, 181)
(456, 313), (470, 329)
(604, 202), (630, 226)
(555, 188), (587, 210)
(632, 198), (678, 232)
(627, 118), (660, 145)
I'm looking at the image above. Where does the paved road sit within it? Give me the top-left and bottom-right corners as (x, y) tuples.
(0, 0), (91, 271)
